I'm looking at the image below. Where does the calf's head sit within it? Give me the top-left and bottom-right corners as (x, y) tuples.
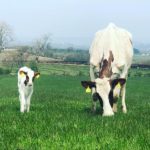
(19, 70), (40, 86)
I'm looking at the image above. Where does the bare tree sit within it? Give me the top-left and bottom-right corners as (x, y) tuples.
(33, 34), (51, 62)
(0, 21), (13, 51)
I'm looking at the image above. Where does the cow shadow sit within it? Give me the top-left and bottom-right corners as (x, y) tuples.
(83, 107), (103, 116)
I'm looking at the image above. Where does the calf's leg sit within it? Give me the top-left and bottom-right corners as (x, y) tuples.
(19, 92), (26, 113)
(26, 91), (33, 112)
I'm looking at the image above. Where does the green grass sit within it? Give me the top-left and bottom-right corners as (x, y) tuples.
(37, 63), (89, 76)
(0, 68), (150, 149)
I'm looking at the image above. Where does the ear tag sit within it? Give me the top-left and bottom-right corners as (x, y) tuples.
(114, 83), (121, 98)
(20, 72), (25, 77)
(36, 74), (40, 79)
(116, 83), (121, 89)
(86, 86), (91, 93)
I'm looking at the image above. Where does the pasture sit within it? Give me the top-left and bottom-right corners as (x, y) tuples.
(0, 64), (150, 149)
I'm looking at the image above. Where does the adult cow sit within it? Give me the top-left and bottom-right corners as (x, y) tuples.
(81, 23), (133, 116)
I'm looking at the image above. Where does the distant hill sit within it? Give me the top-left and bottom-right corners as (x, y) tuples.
(134, 42), (150, 51)
(134, 48), (140, 54)
(0, 47), (149, 66)
(0, 49), (61, 63)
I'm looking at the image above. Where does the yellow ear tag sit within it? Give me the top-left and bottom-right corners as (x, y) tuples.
(114, 83), (121, 98)
(36, 74), (40, 79)
(116, 83), (121, 89)
(20, 72), (25, 77)
(86, 86), (91, 93)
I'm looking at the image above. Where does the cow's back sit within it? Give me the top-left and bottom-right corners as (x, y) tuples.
(89, 23), (133, 69)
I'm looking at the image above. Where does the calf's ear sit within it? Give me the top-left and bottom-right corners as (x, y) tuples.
(19, 71), (27, 77)
(34, 72), (40, 79)
(110, 78), (126, 88)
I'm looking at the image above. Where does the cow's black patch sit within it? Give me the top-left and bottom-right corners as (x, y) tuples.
(93, 91), (116, 108)
(92, 92), (103, 107)
(109, 91), (114, 107)
(111, 78), (126, 89)
(81, 81), (96, 89)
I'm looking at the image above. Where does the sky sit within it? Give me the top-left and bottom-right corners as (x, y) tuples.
(0, 0), (150, 48)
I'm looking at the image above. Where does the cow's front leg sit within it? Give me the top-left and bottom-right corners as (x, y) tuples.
(112, 102), (118, 113)
(112, 97), (118, 113)
(121, 84), (127, 113)
(90, 64), (98, 112)
(91, 88), (97, 112)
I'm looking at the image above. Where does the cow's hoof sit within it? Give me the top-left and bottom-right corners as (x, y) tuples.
(113, 108), (117, 113)
(102, 111), (114, 116)
(122, 109), (127, 114)
(122, 106), (127, 113)
(91, 107), (96, 113)
(112, 104), (118, 113)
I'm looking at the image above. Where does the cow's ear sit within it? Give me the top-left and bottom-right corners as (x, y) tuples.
(81, 81), (96, 93)
(110, 78), (126, 88)
(19, 71), (27, 77)
(81, 81), (96, 88)
(34, 72), (40, 79)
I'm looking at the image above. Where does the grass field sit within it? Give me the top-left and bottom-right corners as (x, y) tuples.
(0, 64), (150, 149)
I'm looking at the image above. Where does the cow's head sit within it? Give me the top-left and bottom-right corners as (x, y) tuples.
(81, 78), (126, 99)
(81, 50), (127, 107)
(19, 70), (40, 86)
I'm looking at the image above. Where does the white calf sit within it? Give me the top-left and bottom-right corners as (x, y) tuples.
(18, 66), (40, 113)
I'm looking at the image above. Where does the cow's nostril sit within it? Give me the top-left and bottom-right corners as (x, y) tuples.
(28, 84), (32, 86)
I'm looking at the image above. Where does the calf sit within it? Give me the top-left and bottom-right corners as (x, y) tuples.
(18, 66), (40, 113)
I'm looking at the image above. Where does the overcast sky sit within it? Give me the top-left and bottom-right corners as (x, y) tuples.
(0, 0), (150, 48)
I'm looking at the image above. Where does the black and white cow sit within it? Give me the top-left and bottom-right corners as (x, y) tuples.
(81, 23), (133, 116)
